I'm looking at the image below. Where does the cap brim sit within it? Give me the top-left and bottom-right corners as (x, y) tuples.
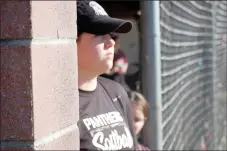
(88, 16), (132, 35)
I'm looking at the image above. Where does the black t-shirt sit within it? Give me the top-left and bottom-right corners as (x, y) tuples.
(100, 73), (131, 93)
(79, 77), (136, 150)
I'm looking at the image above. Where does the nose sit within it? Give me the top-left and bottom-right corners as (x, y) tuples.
(104, 35), (115, 49)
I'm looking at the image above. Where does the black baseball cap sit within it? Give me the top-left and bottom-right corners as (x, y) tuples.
(77, 1), (132, 35)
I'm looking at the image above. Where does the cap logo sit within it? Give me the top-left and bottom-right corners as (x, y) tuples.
(89, 1), (108, 16)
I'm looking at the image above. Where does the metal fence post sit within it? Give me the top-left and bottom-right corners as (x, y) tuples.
(140, 1), (163, 150)
(211, 1), (219, 150)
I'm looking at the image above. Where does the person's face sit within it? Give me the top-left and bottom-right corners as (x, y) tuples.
(132, 103), (146, 135)
(77, 33), (115, 75)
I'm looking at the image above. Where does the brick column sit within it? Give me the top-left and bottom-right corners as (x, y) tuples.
(1, 1), (79, 150)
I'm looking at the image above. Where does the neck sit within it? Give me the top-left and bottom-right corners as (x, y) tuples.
(78, 70), (98, 91)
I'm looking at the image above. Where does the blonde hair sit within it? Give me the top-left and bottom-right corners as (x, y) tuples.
(128, 91), (149, 119)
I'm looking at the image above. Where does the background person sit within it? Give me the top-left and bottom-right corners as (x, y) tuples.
(128, 91), (151, 151)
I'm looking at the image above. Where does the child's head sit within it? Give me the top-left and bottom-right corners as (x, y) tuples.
(128, 91), (149, 135)
(76, 1), (132, 76)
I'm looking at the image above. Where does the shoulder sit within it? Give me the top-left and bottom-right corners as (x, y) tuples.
(98, 75), (130, 102)
(98, 76), (129, 103)
(98, 76), (125, 92)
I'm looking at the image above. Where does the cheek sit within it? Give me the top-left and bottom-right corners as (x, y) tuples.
(94, 44), (106, 59)
(95, 45), (114, 65)
(135, 121), (144, 129)
(134, 121), (145, 134)
(78, 43), (102, 62)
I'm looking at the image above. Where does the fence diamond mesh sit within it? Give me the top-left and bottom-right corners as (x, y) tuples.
(160, 1), (226, 150)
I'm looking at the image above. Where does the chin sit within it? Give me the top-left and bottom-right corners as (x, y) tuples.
(97, 60), (112, 73)
(104, 66), (113, 73)
(101, 64), (113, 73)
(105, 60), (113, 68)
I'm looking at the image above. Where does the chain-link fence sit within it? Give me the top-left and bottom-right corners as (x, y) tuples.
(212, 1), (227, 150)
(160, 1), (227, 150)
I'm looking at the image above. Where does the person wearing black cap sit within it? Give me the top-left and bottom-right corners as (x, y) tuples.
(77, 1), (136, 150)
